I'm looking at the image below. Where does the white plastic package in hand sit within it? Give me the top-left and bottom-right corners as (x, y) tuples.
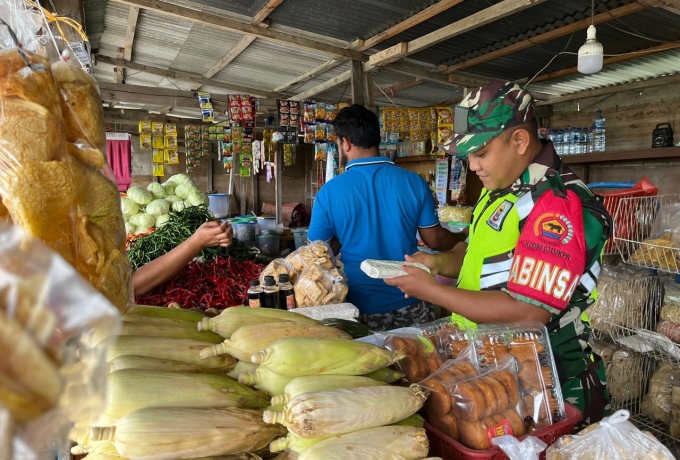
(492, 435), (547, 460)
(290, 303), (359, 321)
(545, 410), (675, 460)
(360, 259), (431, 279)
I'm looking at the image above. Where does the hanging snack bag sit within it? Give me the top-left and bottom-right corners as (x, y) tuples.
(152, 121), (164, 136)
(437, 106), (453, 125)
(315, 123), (327, 142)
(139, 133), (152, 150)
(315, 102), (327, 121)
(305, 124), (316, 144)
(304, 101), (316, 124)
(138, 120), (152, 134)
(326, 103), (337, 122)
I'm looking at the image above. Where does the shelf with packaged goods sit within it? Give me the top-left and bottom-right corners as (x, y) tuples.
(562, 146), (680, 164)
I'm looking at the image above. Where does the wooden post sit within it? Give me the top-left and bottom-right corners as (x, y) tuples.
(275, 143), (283, 225)
(363, 72), (375, 113)
(350, 60), (364, 106)
(49, 0), (86, 59)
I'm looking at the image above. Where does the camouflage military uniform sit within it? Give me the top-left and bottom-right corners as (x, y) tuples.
(360, 301), (435, 332)
(444, 82), (613, 429)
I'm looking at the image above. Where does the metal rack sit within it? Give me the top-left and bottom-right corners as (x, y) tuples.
(613, 194), (680, 274)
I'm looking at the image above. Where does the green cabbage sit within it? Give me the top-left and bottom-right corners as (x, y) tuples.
(155, 214), (170, 227)
(171, 201), (186, 213)
(146, 199), (170, 217)
(163, 183), (176, 195)
(135, 226), (150, 235)
(121, 197), (139, 219)
(127, 186), (153, 206)
(166, 173), (195, 187)
(129, 212), (155, 229)
(164, 194), (182, 203)
(125, 222), (136, 236)
(187, 190), (207, 207)
(147, 182), (166, 199)
(175, 183), (196, 200)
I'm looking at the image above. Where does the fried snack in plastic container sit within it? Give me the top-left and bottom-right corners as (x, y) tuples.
(432, 355), (525, 450)
(420, 347), (479, 424)
(641, 363), (678, 425)
(294, 264), (348, 307)
(0, 223), (120, 460)
(546, 409), (674, 460)
(435, 324), (471, 360)
(380, 332), (444, 383)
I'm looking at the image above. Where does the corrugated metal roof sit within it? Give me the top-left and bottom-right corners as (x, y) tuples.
(170, 24), (245, 77)
(528, 48), (680, 96)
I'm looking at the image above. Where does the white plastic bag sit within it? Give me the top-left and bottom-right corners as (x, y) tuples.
(492, 435), (547, 460)
(545, 410), (675, 459)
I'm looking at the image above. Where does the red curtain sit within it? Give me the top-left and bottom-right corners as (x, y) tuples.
(106, 138), (132, 191)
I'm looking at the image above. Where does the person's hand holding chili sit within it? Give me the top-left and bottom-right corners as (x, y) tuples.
(189, 221), (233, 249)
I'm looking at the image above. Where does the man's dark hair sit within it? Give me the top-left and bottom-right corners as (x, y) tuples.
(333, 104), (381, 149)
(501, 118), (539, 142)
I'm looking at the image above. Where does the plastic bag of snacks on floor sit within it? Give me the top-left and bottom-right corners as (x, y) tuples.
(546, 409), (675, 459)
(0, 223), (120, 459)
(492, 435), (547, 460)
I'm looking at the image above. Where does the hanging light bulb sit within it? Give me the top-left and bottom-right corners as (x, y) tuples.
(578, 1), (604, 74)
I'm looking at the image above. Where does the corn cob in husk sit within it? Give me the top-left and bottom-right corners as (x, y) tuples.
(273, 426), (428, 459)
(126, 304), (206, 322)
(107, 336), (236, 370)
(120, 322), (223, 343)
(197, 306), (319, 339)
(121, 313), (198, 329)
(108, 355), (229, 375)
(391, 413), (425, 427)
(0, 309), (61, 422)
(271, 375), (386, 406)
(252, 337), (401, 377)
(200, 322), (351, 362)
(263, 384), (428, 439)
(299, 444), (408, 460)
(364, 367), (406, 383)
(90, 407), (286, 460)
(104, 369), (270, 420)
(227, 361), (259, 379)
(238, 365), (294, 397)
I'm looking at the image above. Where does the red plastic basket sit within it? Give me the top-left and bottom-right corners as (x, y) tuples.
(425, 403), (582, 460)
(588, 178), (658, 255)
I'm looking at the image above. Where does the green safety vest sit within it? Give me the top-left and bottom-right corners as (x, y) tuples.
(451, 188), (535, 328)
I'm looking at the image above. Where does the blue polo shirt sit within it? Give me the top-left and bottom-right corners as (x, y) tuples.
(308, 156), (439, 315)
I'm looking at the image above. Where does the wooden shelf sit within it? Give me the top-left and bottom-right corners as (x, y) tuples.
(562, 147), (680, 164)
(394, 155), (440, 164)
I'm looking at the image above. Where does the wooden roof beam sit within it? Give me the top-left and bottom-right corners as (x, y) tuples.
(290, 70), (351, 101)
(96, 55), (281, 99)
(537, 73), (680, 105)
(359, 0), (465, 51)
(530, 42), (680, 84)
(444, 2), (647, 74)
(638, 0), (680, 16)
(372, 78), (423, 98)
(123, 6), (140, 61)
(404, 0), (546, 59)
(251, 0), (284, 26)
(109, 0), (365, 61)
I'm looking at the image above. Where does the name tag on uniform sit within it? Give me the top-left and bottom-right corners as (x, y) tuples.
(487, 200), (514, 232)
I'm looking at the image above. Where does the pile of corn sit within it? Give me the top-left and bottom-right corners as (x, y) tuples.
(73, 306), (443, 460)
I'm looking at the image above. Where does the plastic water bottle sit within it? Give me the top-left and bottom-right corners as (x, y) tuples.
(594, 110), (606, 152)
(587, 126), (594, 153)
(580, 128), (588, 154)
(570, 127), (578, 155)
(576, 128), (584, 154)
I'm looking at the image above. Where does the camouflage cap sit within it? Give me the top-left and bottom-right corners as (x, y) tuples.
(443, 81), (535, 158)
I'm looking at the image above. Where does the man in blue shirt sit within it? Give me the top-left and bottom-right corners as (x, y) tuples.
(307, 104), (458, 330)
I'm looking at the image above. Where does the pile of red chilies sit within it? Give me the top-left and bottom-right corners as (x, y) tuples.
(135, 256), (264, 310)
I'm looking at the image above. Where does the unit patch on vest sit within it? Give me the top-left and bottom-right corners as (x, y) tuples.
(507, 188), (587, 312)
(486, 200), (514, 232)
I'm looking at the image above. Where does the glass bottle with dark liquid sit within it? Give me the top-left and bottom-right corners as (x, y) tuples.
(261, 276), (280, 309)
(278, 274), (295, 310)
(247, 280), (263, 308)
